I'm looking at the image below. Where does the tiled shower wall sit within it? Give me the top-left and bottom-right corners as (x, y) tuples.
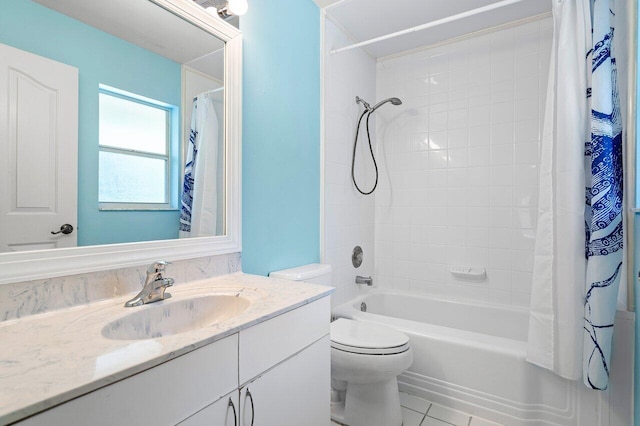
(323, 18), (377, 307)
(374, 17), (552, 307)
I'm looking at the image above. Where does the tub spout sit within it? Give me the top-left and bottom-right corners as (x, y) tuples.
(355, 276), (373, 286)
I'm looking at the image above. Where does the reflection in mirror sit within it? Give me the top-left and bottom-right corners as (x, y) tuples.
(0, 0), (226, 254)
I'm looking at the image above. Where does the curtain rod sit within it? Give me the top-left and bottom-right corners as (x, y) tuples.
(329, 0), (527, 55)
(193, 86), (224, 102)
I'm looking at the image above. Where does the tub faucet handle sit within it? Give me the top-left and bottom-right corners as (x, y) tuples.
(355, 275), (373, 286)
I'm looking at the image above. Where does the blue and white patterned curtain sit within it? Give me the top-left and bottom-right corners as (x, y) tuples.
(179, 92), (219, 238)
(583, 0), (623, 390)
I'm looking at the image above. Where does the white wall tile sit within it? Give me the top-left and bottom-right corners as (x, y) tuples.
(469, 146), (490, 167)
(491, 123), (515, 145)
(468, 228), (489, 247)
(447, 168), (468, 187)
(490, 101), (515, 124)
(467, 187), (490, 207)
(428, 169), (448, 187)
(428, 131), (449, 150)
(490, 144), (514, 165)
(320, 16), (554, 308)
(448, 128), (469, 149)
(469, 124), (491, 146)
(376, 15), (550, 304)
(489, 165), (513, 186)
(448, 148), (469, 168)
(514, 119), (540, 143)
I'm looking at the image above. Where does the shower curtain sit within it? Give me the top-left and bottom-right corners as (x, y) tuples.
(179, 92), (219, 238)
(583, 0), (624, 390)
(527, 0), (623, 390)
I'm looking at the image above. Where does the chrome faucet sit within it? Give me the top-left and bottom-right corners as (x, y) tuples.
(124, 261), (175, 307)
(355, 275), (373, 286)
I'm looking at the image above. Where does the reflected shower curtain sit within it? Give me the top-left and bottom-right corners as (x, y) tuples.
(528, 0), (623, 390)
(179, 92), (219, 238)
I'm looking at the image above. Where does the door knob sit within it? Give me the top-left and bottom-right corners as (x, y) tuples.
(51, 224), (74, 235)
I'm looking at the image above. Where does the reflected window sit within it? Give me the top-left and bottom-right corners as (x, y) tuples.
(98, 86), (177, 210)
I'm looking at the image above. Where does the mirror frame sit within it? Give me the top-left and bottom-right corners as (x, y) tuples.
(0, 0), (242, 285)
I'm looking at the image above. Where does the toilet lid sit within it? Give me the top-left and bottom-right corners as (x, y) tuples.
(330, 318), (410, 355)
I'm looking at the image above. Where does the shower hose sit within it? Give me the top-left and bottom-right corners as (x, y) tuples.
(351, 109), (378, 195)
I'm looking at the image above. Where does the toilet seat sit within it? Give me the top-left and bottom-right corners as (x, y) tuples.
(330, 318), (410, 355)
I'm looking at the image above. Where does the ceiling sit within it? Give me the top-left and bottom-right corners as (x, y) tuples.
(320, 0), (551, 58)
(34, 0), (225, 65)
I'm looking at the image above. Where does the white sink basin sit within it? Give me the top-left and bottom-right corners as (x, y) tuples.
(102, 294), (250, 340)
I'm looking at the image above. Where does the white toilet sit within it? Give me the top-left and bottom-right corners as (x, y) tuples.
(270, 264), (413, 426)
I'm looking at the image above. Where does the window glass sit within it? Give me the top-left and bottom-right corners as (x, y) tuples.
(98, 88), (175, 209)
(99, 93), (168, 155)
(99, 151), (167, 203)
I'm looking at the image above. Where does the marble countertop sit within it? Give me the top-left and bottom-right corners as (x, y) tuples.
(0, 273), (333, 425)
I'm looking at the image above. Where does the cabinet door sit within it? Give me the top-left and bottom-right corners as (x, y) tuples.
(240, 336), (330, 426)
(178, 390), (239, 426)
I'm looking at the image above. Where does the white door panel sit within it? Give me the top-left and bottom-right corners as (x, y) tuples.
(0, 43), (78, 252)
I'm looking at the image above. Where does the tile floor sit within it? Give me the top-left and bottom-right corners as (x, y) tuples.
(330, 392), (503, 426)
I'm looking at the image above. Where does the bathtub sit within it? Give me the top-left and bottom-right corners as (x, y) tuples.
(333, 290), (633, 426)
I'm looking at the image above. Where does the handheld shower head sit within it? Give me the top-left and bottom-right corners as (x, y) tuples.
(371, 97), (402, 112)
(351, 94), (403, 196)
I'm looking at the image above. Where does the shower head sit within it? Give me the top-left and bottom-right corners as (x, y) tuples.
(371, 97), (402, 112)
(355, 96), (402, 113)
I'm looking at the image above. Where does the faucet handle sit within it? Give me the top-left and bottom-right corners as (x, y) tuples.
(148, 260), (171, 274)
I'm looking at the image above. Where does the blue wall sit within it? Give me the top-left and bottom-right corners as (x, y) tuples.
(241, 0), (321, 276)
(0, 0), (182, 246)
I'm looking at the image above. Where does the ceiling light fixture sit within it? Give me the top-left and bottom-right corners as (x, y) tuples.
(210, 0), (248, 20)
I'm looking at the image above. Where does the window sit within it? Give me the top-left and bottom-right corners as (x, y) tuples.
(98, 86), (177, 210)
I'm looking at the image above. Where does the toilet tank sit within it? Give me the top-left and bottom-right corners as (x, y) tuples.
(269, 263), (333, 286)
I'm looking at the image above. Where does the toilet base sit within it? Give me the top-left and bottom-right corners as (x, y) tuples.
(331, 378), (403, 426)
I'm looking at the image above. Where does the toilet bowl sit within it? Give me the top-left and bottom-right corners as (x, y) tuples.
(269, 264), (413, 426)
(330, 318), (412, 426)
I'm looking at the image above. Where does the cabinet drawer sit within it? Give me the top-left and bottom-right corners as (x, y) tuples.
(17, 334), (239, 426)
(239, 296), (329, 384)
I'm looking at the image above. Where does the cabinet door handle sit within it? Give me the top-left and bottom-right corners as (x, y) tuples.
(246, 388), (255, 426)
(228, 397), (237, 426)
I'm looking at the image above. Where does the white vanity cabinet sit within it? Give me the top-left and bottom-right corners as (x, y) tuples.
(13, 296), (330, 426)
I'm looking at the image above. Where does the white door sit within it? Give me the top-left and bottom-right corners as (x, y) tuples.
(0, 43), (78, 252)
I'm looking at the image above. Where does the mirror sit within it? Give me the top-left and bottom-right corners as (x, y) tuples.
(1, 0), (227, 249)
(0, 0), (242, 284)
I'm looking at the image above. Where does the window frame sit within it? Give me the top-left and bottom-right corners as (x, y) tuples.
(97, 85), (177, 211)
